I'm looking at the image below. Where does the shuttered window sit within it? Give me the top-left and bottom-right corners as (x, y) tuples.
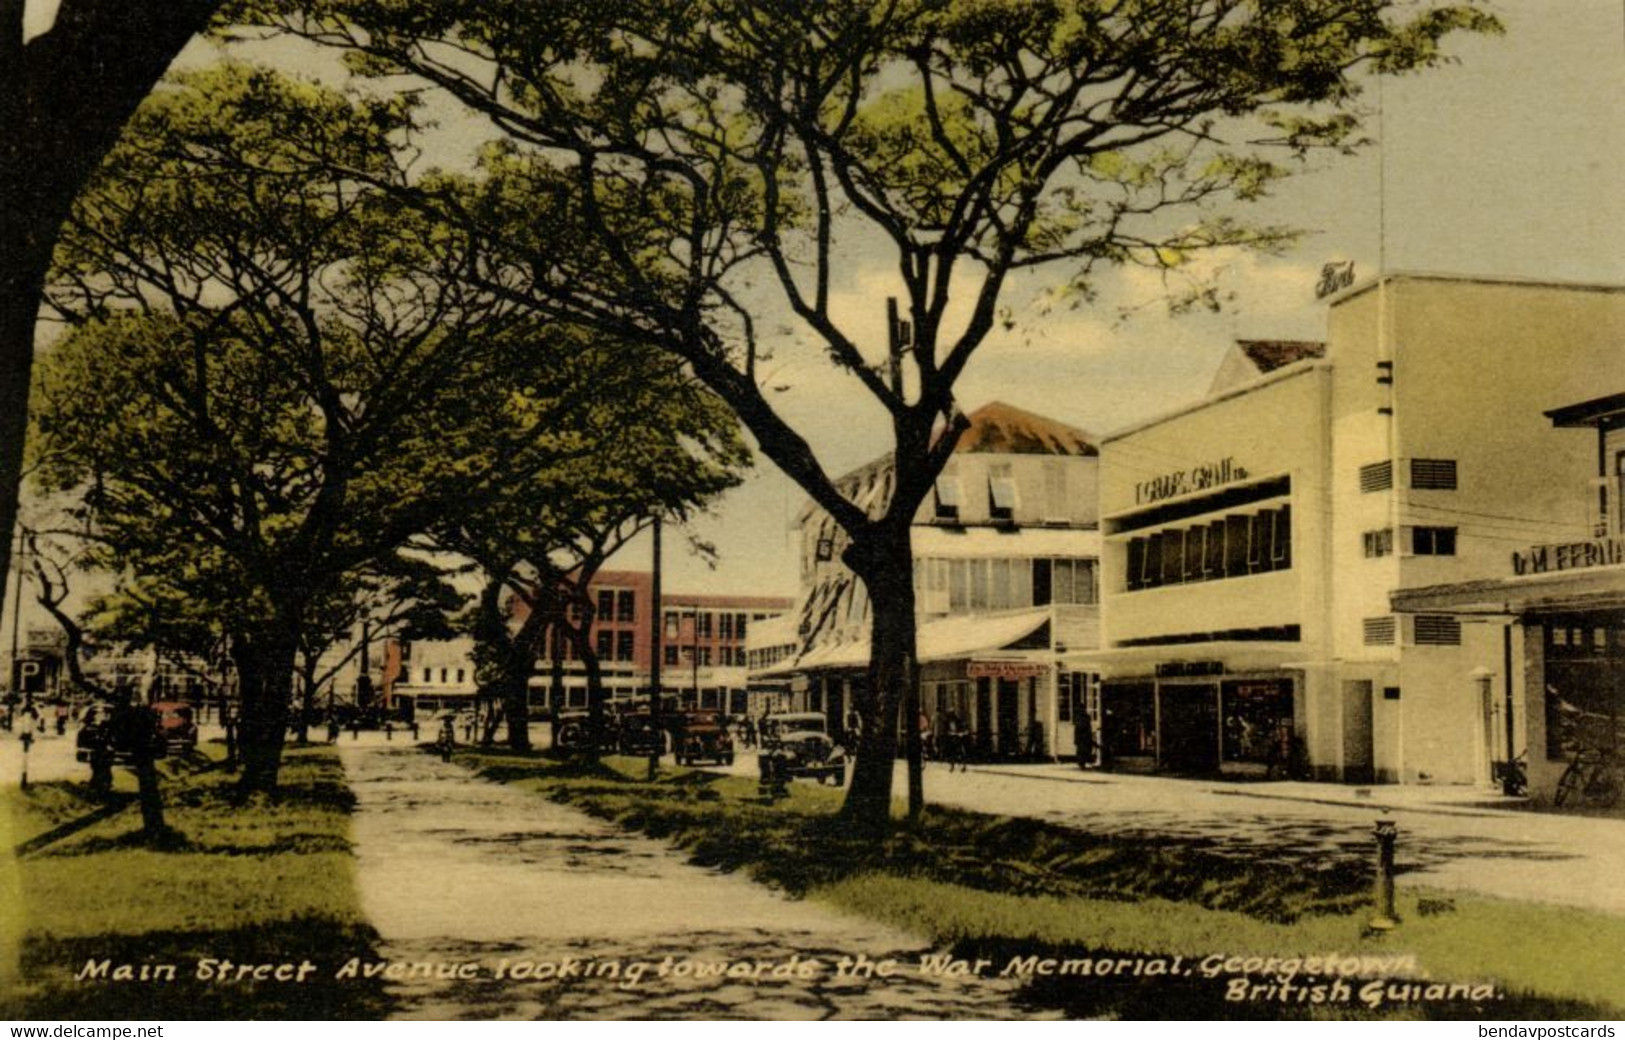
(1363, 617), (1397, 645)
(1411, 458), (1458, 490)
(1413, 615), (1462, 645)
(1360, 461), (1394, 493)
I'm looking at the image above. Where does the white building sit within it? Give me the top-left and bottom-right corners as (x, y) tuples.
(1076, 273), (1625, 789)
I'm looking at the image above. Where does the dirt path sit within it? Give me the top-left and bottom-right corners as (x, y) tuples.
(338, 744), (1035, 1020)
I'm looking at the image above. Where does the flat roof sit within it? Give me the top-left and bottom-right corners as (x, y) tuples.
(1545, 392), (1625, 429)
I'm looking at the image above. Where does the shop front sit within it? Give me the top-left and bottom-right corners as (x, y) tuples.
(1081, 643), (1304, 777)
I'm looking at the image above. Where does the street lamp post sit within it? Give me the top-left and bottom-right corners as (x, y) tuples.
(646, 515), (662, 781)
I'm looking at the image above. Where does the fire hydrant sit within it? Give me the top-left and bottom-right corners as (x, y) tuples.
(1369, 817), (1400, 931)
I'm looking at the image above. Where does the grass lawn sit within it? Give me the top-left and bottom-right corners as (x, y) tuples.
(459, 748), (1625, 1020)
(1, 743), (388, 1020)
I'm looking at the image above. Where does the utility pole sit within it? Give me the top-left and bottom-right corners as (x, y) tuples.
(646, 515), (662, 781)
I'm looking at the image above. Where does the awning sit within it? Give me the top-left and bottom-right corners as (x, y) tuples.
(754, 607), (1052, 677)
(1390, 565), (1625, 616)
(911, 526), (1100, 559)
(1060, 641), (1310, 679)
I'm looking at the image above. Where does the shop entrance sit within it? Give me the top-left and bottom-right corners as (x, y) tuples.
(1160, 683), (1219, 774)
(996, 679), (1021, 756)
(1101, 682), (1156, 769)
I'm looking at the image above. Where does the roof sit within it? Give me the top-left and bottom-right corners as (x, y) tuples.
(1236, 339), (1326, 374)
(1545, 392), (1625, 429)
(1390, 566), (1625, 616)
(756, 608), (1052, 676)
(953, 401), (1097, 456)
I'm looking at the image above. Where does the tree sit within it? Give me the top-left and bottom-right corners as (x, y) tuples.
(430, 343), (746, 752)
(245, 0), (1498, 831)
(29, 64), (591, 793)
(1, 1), (232, 626)
(290, 554), (461, 743)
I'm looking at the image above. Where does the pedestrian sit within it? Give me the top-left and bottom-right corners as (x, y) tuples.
(384, 720), (394, 742)
(946, 711), (969, 773)
(326, 716), (340, 744)
(437, 716), (455, 762)
(409, 719), (420, 742)
(1074, 707), (1095, 770)
(350, 718), (361, 741)
(918, 709), (934, 760)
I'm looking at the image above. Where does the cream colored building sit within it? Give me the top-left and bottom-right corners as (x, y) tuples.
(759, 402), (1102, 758)
(1076, 274), (1625, 788)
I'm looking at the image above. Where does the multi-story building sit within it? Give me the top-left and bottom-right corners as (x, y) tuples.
(1392, 389), (1625, 801)
(383, 572), (790, 717)
(1075, 273), (1625, 790)
(756, 401), (1102, 757)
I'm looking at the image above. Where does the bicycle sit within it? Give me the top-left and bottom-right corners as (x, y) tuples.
(1554, 744), (1622, 809)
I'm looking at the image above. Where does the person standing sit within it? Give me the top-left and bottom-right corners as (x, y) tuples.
(946, 711), (969, 773)
(1074, 707), (1096, 770)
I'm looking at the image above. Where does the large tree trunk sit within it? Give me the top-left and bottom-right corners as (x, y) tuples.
(232, 626), (298, 795)
(839, 526), (922, 833)
(0, 1), (228, 600)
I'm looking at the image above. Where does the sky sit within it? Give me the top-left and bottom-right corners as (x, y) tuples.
(11, 0), (1625, 620)
(651, 0), (1625, 597)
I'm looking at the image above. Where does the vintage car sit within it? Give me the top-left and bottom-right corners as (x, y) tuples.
(75, 702), (170, 764)
(759, 712), (846, 786)
(674, 710), (734, 767)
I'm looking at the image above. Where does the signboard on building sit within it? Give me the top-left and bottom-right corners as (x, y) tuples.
(1134, 457), (1250, 505)
(967, 661), (1047, 680)
(1511, 535), (1625, 576)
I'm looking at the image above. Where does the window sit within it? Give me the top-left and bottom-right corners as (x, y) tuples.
(1360, 461), (1394, 493)
(1161, 529), (1184, 585)
(1410, 458), (1457, 490)
(1271, 505), (1291, 567)
(664, 645), (678, 666)
(719, 613), (734, 639)
(1413, 614), (1462, 645)
(455, 668), (464, 683)
(439, 668), (448, 683)
(664, 611), (678, 639)
(1224, 514), (1250, 577)
(422, 667), (431, 683)
(696, 612), (713, 638)
(1043, 460), (1069, 521)
(1363, 617), (1397, 646)
(699, 647), (712, 667)
(989, 466), (1017, 522)
(596, 590), (614, 621)
(1118, 546), (1137, 594)
(736, 614), (748, 639)
(1363, 528), (1394, 558)
(934, 476), (962, 521)
(1204, 521), (1225, 578)
(596, 631), (613, 659)
(1410, 526), (1457, 556)
(616, 631), (635, 661)
(617, 590), (635, 622)
(1183, 526), (1205, 582)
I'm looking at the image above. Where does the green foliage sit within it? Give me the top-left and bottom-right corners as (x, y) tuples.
(30, 63), (602, 673)
(0, 746), (389, 1018)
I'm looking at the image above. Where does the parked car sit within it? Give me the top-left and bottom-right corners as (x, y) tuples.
(674, 710), (734, 766)
(76, 702), (169, 764)
(150, 701), (198, 752)
(759, 712), (845, 786)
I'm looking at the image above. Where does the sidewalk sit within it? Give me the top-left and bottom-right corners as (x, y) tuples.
(972, 761), (1537, 819)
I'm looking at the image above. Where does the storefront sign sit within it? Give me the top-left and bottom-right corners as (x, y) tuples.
(1511, 535), (1625, 576)
(1134, 457), (1250, 505)
(967, 661), (1047, 680)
